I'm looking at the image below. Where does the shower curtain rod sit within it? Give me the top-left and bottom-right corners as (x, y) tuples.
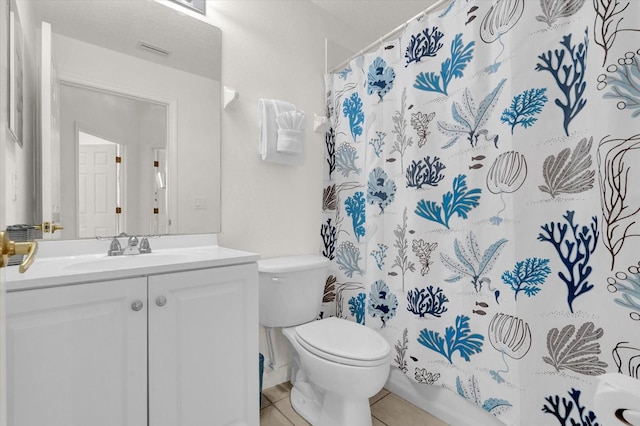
(327, 0), (450, 73)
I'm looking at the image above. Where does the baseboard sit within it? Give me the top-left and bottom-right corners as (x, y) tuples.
(262, 361), (291, 390)
(384, 367), (502, 426)
(263, 363), (504, 425)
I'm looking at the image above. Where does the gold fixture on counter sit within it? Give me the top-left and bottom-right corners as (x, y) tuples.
(34, 221), (64, 234)
(0, 231), (39, 273)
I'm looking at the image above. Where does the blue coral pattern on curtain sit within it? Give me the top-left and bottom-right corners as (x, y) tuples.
(321, 0), (640, 425)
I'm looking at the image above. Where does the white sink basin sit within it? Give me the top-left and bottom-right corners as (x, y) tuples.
(5, 234), (260, 292)
(64, 252), (200, 271)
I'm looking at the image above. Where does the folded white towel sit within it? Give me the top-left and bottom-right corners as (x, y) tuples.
(276, 110), (305, 130)
(258, 98), (305, 165)
(276, 110), (305, 154)
(277, 129), (304, 154)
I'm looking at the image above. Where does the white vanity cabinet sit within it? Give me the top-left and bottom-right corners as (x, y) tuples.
(6, 277), (148, 426)
(148, 264), (259, 426)
(6, 262), (259, 426)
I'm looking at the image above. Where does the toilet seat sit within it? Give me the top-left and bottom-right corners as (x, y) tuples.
(294, 317), (390, 367)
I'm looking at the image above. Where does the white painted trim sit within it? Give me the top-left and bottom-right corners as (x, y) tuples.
(40, 21), (53, 238)
(384, 367), (503, 426)
(166, 99), (178, 234)
(262, 362), (291, 390)
(0, 0), (9, 421)
(0, 269), (5, 426)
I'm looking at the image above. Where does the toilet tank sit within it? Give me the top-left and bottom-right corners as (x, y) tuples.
(258, 255), (330, 328)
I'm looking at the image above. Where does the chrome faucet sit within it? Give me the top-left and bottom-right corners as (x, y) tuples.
(106, 234), (152, 256)
(123, 236), (140, 255)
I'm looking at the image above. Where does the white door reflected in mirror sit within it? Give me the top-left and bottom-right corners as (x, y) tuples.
(78, 133), (118, 239)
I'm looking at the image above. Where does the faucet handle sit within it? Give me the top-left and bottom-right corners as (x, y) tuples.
(139, 237), (152, 254)
(108, 238), (122, 256)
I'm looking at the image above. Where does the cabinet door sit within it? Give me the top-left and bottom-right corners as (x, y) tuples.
(148, 263), (258, 426)
(6, 278), (147, 426)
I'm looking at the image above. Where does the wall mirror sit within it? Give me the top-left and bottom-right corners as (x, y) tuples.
(25, 0), (221, 239)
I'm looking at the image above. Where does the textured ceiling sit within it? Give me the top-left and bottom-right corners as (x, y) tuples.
(309, 0), (446, 69)
(28, 0), (221, 80)
(26, 0), (446, 79)
(310, 0), (445, 42)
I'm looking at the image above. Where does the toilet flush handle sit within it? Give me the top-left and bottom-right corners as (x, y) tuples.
(271, 277), (287, 283)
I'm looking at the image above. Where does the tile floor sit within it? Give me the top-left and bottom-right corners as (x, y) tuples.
(260, 382), (448, 426)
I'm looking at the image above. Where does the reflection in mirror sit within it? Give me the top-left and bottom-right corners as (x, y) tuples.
(78, 131), (121, 238)
(23, 0), (222, 239)
(63, 84), (169, 238)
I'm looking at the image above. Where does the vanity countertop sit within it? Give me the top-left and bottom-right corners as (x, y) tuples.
(5, 234), (259, 292)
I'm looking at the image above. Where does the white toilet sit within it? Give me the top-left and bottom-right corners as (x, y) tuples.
(258, 255), (391, 426)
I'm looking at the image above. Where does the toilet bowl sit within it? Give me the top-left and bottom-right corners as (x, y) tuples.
(283, 317), (391, 426)
(258, 255), (391, 426)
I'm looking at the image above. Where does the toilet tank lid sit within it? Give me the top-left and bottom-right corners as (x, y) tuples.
(258, 255), (330, 273)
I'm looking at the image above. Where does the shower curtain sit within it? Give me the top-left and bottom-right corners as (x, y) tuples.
(321, 0), (640, 424)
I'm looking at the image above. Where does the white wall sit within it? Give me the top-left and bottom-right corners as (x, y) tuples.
(208, 0), (384, 388)
(213, 0), (372, 258)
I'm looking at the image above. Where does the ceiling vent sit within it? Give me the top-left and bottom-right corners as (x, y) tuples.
(137, 41), (170, 57)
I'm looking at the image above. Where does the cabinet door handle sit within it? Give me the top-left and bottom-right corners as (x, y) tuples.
(131, 300), (144, 311)
(156, 295), (167, 307)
